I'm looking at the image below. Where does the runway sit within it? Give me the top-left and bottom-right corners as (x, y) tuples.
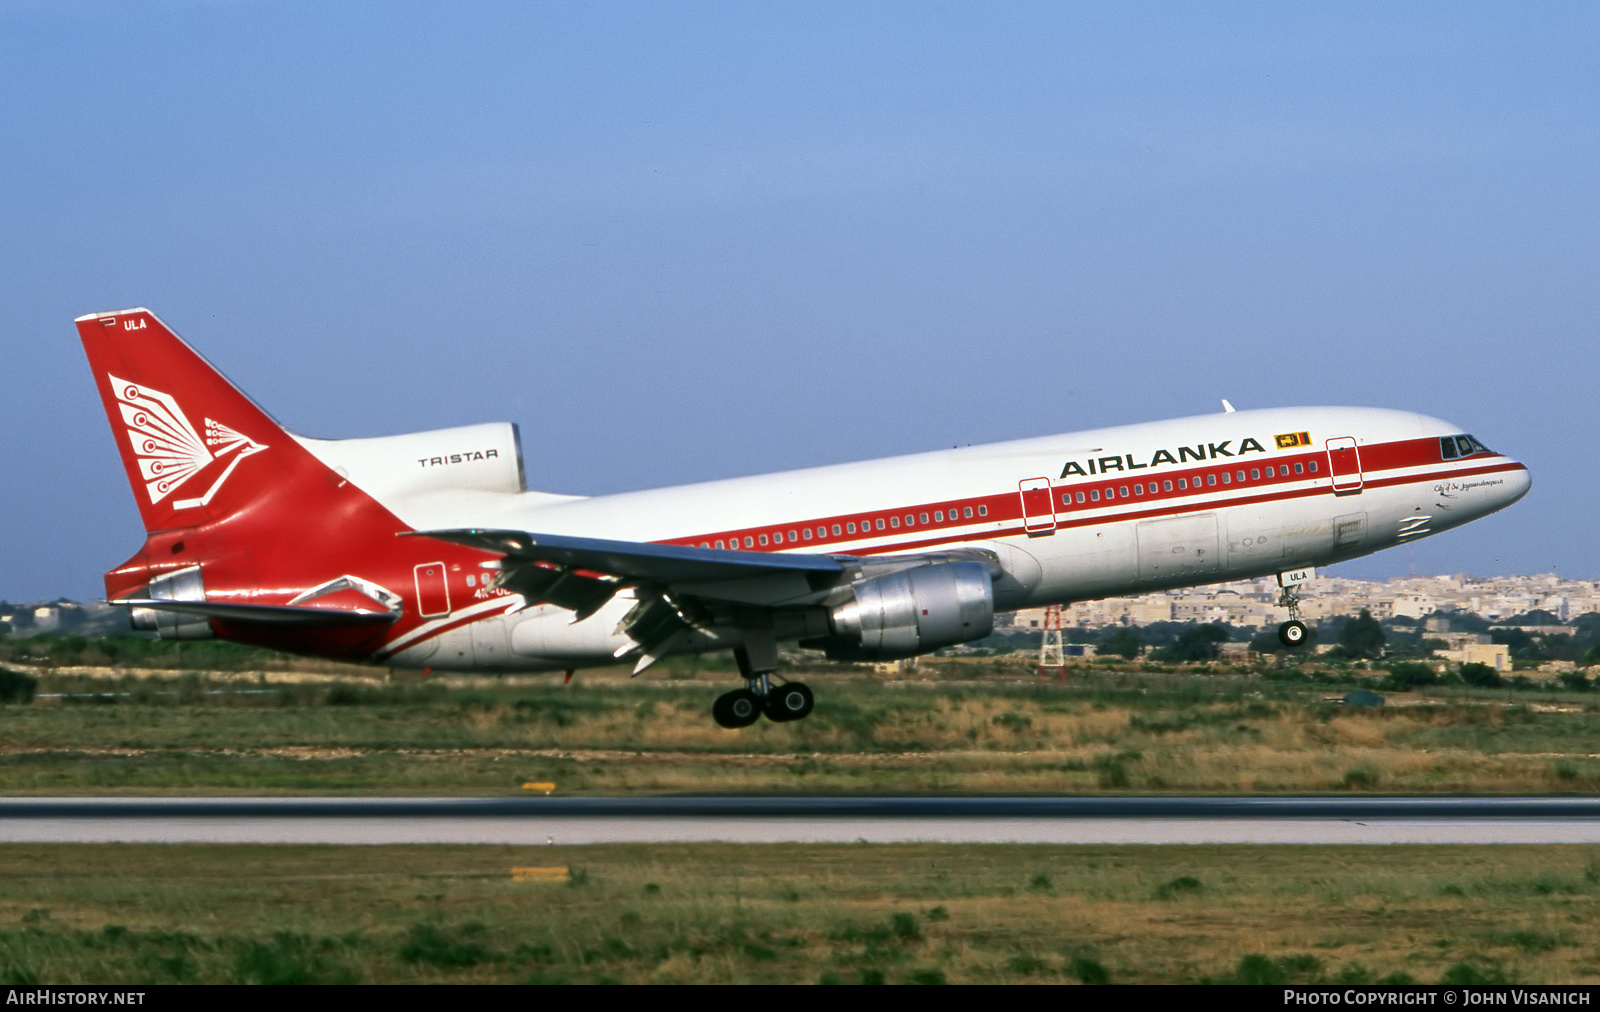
(7, 796), (1600, 844)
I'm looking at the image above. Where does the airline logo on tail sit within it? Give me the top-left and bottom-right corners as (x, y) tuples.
(110, 373), (267, 508)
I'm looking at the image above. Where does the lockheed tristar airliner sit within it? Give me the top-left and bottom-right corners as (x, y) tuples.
(79, 309), (1531, 728)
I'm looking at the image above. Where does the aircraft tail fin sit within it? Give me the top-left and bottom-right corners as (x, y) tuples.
(77, 308), (313, 534)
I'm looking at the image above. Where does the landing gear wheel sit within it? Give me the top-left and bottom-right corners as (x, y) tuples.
(1278, 620), (1309, 649)
(713, 689), (763, 729)
(764, 682), (815, 722)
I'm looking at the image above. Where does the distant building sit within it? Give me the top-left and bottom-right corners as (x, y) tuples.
(998, 572), (1600, 635)
(1434, 642), (1511, 672)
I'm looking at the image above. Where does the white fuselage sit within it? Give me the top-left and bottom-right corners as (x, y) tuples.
(298, 405), (1529, 672)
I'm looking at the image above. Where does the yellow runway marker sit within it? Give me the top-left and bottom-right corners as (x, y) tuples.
(512, 866), (569, 883)
(521, 781), (556, 794)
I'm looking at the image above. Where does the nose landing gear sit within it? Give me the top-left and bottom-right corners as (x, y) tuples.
(1276, 576), (1311, 649)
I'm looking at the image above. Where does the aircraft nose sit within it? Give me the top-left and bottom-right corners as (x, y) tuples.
(1503, 461), (1532, 506)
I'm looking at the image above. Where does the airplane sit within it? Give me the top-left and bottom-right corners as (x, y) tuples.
(77, 308), (1531, 728)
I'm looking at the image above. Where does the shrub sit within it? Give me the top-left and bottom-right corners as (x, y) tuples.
(1379, 662), (1438, 691)
(1230, 953), (1322, 985)
(399, 924), (492, 969)
(1068, 957), (1109, 984)
(889, 912), (920, 941)
(1100, 627), (1142, 659)
(1439, 961), (1509, 985)
(233, 932), (354, 984)
(991, 711), (1031, 732)
(1339, 610), (1387, 659)
(0, 666), (37, 704)
(1342, 767), (1380, 790)
(1152, 624), (1230, 663)
(1460, 662), (1502, 688)
(1153, 875), (1202, 899)
(1559, 671), (1593, 692)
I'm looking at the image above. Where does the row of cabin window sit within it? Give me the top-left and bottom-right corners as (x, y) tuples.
(1062, 460), (1319, 506)
(699, 504), (991, 550)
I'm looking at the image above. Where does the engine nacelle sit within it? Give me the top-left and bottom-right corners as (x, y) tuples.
(292, 422), (526, 504)
(128, 565), (214, 641)
(820, 560), (994, 661)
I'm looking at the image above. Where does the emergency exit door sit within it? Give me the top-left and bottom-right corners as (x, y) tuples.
(1018, 477), (1057, 535)
(1325, 437), (1364, 494)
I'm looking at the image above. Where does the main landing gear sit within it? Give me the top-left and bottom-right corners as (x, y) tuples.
(712, 644), (817, 729)
(712, 678), (815, 728)
(1277, 580), (1310, 649)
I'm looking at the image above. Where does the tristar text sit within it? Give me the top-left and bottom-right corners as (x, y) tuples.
(417, 449), (500, 468)
(1059, 437), (1268, 479)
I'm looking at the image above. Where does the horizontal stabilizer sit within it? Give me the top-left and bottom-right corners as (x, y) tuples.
(410, 529), (845, 585)
(111, 598), (399, 626)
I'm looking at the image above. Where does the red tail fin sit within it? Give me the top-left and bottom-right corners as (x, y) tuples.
(77, 309), (494, 662)
(77, 308), (291, 533)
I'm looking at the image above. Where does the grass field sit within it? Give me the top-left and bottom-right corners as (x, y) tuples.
(2, 842), (1597, 984)
(7, 659), (1600, 986)
(3, 659), (1600, 795)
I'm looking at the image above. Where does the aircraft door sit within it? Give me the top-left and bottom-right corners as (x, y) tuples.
(413, 562), (451, 617)
(1018, 477), (1057, 536)
(1325, 437), (1364, 493)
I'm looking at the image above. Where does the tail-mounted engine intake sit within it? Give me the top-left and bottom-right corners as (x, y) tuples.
(128, 565), (214, 641)
(819, 560), (994, 661)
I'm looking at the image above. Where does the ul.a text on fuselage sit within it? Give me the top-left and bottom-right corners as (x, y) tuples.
(76, 308), (1531, 728)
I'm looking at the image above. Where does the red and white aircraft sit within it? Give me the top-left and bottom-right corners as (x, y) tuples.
(78, 308), (1531, 727)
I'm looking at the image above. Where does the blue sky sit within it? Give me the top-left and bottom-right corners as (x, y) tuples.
(3, 2), (1596, 601)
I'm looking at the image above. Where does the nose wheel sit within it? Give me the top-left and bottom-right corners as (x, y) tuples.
(1276, 581), (1311, 650)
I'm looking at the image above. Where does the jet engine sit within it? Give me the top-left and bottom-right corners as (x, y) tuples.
(128, 565), (214, 641)
(816, 560), (994, 661)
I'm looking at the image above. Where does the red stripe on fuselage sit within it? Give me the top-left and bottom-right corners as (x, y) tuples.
(661, 437), (1513, 558)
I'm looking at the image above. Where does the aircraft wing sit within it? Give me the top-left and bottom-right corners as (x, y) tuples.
(413, 528), (844, 585)
(411, 528), (856, 672)
(411, 528), (1001, 675)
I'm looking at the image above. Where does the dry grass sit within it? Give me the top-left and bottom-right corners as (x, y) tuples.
(2, 843), (1599, 983)
(3, 663), (1600, 795)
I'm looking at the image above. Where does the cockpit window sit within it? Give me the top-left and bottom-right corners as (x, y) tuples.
(1442, 434), (1494, 460)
